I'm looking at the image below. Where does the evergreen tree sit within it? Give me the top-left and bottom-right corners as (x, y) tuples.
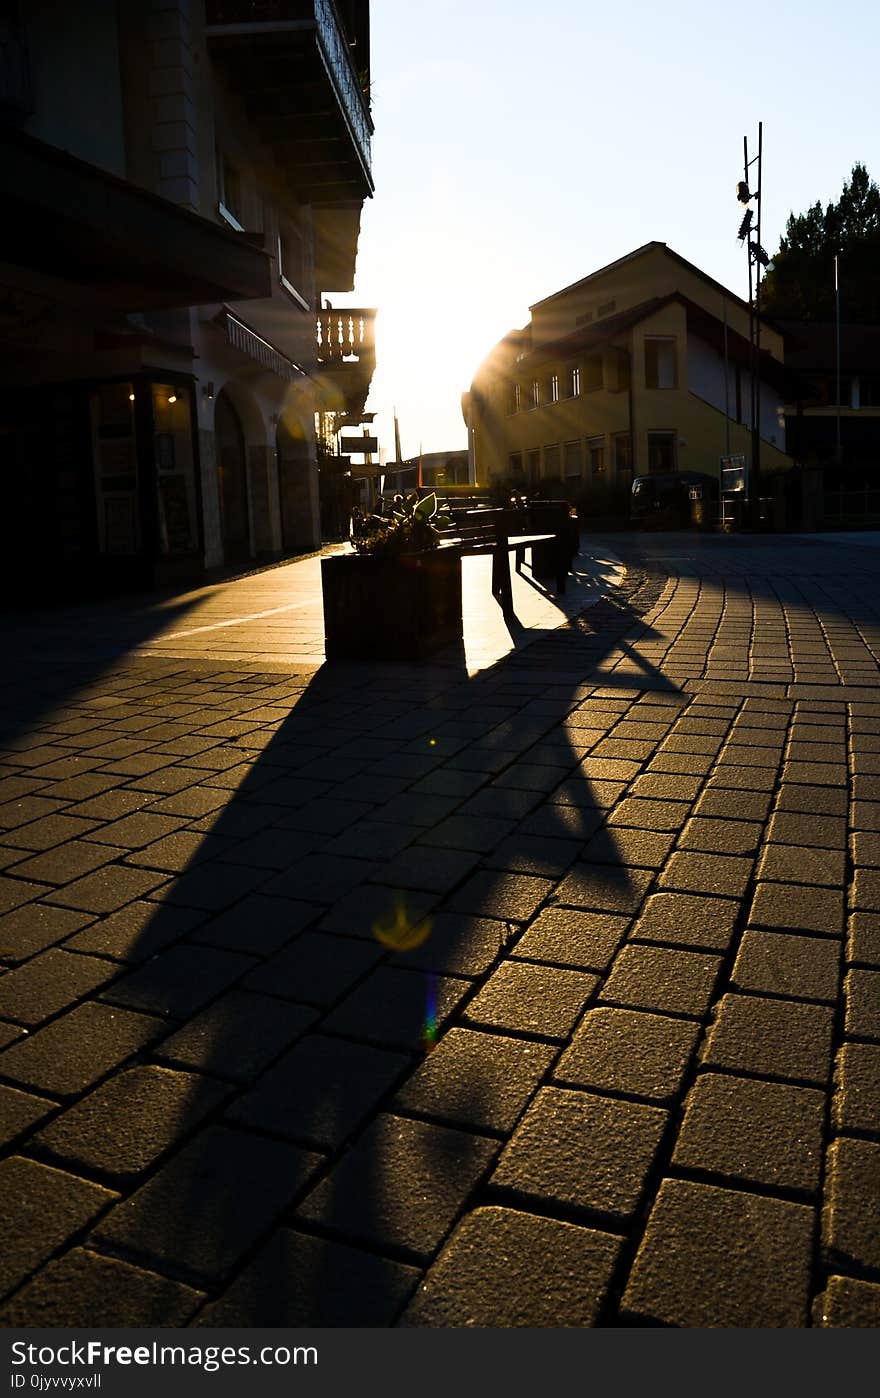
(761, 164), (880, 322)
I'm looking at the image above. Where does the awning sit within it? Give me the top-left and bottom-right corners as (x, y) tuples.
(0, 127), (272, 312)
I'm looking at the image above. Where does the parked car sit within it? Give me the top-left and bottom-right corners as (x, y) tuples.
(631, 471), (720, 529)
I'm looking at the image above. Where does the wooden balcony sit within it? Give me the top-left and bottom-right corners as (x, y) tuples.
(205, 0), (373, 204)
(316, 306), (376, 416)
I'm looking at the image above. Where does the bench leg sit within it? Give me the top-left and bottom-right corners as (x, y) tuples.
(492, 546), (513, 611)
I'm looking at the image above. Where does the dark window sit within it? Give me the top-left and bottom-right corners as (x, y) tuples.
(588, 437), (605, 477)
(645, 338), (677, 389)
(598, 299), (616, 316)
(526, 449), (540, 482)
(613, 432), (633, 481)
(509, 452), (523, 475)
(647, 431), (676, 473)
(563, 440), (582, 478)
(583, 355), (603, 392)
(543, 443), (560, 476)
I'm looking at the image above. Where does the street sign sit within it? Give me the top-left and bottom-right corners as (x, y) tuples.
(340, 435), (378, 455)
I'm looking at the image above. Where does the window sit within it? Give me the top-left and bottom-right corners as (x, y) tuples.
(508, 382), (522, 415)
(278, 221), (308, 309)
(613, 433), (633, 482)
(583, 355), (602, 392)
(598, 299), (616, 316)
(526, 448), (540, 482)
(645, 337), (677, 389)
(576, 310), (594, 326)
(647, 431), (676, 473)
(547, 373), (559, 404)
(567, 365), (580, 397)
(217, 151), (244, 231)
(509, 452), (524, 475)
(563, 440), (582, 478)
(543, 443), (560, 476)
(530, 380), (541, 409)
(587, 436), (605, 478)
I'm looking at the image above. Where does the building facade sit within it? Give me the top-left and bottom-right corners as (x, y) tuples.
(463, 243), (793, 497)
(0, 0), (374, 594)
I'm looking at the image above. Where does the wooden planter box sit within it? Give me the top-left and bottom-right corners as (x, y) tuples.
(321, 549), (463, 661)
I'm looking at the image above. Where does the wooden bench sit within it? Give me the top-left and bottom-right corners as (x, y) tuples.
(435, 498), (574, 611)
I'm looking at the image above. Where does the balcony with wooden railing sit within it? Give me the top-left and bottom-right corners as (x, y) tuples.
(316, 307), (376, 416)
(205, 0), (373, 202)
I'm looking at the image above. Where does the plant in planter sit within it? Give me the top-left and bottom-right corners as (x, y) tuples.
(321, 493), (463, 662)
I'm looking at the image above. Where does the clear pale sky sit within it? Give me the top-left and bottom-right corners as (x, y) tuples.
(333, 0), (879, 461)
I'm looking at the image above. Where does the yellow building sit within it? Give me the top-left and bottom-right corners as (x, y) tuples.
(463, 242), (793, 494)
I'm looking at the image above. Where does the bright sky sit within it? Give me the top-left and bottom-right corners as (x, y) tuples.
(333, 0), (879, 461)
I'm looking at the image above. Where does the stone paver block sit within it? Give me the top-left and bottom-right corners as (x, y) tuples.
(156, 989), (315, 1083)
(554, 1007), (699, 1103)
(702, 993), (835, 1085)
(9, 842), (128, 890)
(852, 868), (880, 912)
(552, 864), (653, 916)
(512, 906), (628, 972)
(420, 814), (515, 855)
(679, 817), (763, 856)
(244, 930), (382, 1006)
(227, 1032), (409, 1149)
(262, 854), (376, 905)
(0, 1248), (203, 1327)
(621, 1177), (814, 1327)
(93, 1125), (322, 1286)
(601, 944), (722, 1018)
(464, 961), (597, 1041)
(629, 774), (703, 802)
(64, 900), (205, 963)
(195, 1228), (419, 1326)
(35, 1065), (230, 1181)
(582, 826), (674, 870)
(400, 1206), (620, 1327)
(630, 892), (739, 953)
(0, 1001), (164, 1097)
(0, 1156), (117, 1301)
(374, 844), (480, 892)
(446, 871), (553, 923)
(775, 784), (847, 817)
(484, 833), (581, 878)
(733, 930), (841, 1003)
(815, 1275), (880, 1328)
(323, 966), (469, 1052)
(319, 886), (439, 942)
(758, 843), (847, 888)
(189, 893), (317, 956)
(750, 882), (844, 936)
(822, 1137), (880, 1273)
(672, 1072), (824, 1193)
(833, 1042), (880, 1135)
(0, 904), (94, 964)
(393, 1028), (556, 1134)
(658, 851), (752, 899)
(767, 812), (847, 850)
(297, 1113), (498, 1261)
(0, 948), (118, 1027)
(607, 799), (692, 832)
(43, 865), (167, 914)
(848, 912), (880, 968)
(694, 789), (771, 822)
(490, 1087), (667, 1223)
(0, 1083), (56, 1149)
(0, 877), (52, 914)
(844, 968), (880, 1040)
(101, 943), (252, 1020)
(388, 912), (507, 978)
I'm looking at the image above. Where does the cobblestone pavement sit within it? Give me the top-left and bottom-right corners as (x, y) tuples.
(0, 531), (878, 1329)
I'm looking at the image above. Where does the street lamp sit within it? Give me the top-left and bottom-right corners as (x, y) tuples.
(736, 122), (764, 528)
